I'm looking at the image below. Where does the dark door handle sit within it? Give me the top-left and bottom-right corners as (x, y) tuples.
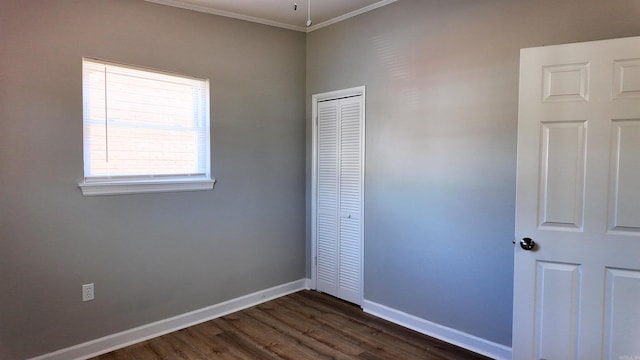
(520, 238), (535, 251)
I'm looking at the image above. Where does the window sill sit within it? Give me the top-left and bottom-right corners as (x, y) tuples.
(78, 178), (216, 196)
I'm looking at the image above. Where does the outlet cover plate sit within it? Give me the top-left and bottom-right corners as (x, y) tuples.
(82, 283), (94, 302)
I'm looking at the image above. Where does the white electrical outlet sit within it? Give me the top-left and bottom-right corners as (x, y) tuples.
(82, 283), (94, 302)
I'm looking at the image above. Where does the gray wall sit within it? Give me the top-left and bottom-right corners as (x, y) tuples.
(0, 1), (306, 359)
(306, 0), (640, 347)
(4, 0), (640, 358)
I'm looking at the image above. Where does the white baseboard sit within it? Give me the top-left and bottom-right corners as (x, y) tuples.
(363, 299), (512, 360)
(30, 278), (312, 360)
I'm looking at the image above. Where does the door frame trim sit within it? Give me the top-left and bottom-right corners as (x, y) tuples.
(310, 86), (366, 305)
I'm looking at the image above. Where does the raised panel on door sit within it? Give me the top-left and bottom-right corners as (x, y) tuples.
(613, 59), (640, 99)
(603, 268), (640, 359)
(608, 120), (640, 234)
(534, 262), (581, 360)
(542, 63), (590, 102)
(538, 121), (587, 230)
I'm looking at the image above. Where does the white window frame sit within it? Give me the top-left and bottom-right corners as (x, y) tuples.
(78, 58), (215, 196)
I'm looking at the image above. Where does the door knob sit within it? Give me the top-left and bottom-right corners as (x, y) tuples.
(520, 238), (535, 251)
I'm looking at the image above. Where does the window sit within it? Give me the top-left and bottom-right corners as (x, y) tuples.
(78, 58), (214, 196)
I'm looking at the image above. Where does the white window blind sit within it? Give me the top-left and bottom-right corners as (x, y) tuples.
(79, 58), (214, 196)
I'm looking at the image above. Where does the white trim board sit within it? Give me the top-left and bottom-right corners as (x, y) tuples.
(144, 0), (397, 33)
(28, 279), (511, 360)
(307, 0), (397, 32)
(29, 279), (312, 360)
(144, 0), (306, 32)
(363, 300), (512, 360)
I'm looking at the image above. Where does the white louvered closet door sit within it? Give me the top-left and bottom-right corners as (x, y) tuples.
(316, 95), (363, 305)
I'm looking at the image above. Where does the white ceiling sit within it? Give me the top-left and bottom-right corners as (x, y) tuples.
(144, 0), (397, 32)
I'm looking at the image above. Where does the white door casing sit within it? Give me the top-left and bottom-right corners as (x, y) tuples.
(311, 87), (365, 306)
(513, 37), (640, 359)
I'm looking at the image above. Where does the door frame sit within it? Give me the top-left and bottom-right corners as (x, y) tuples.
(310, 86), (366, 303)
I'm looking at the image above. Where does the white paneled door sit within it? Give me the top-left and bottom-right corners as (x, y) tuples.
(314, 90), (364, 306)
(514, 36), (640, 359)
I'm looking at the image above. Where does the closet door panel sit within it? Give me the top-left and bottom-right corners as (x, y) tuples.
(315, 93), (364, 305)
(338, 96), (363, 304)
(316, 100), (339, 295)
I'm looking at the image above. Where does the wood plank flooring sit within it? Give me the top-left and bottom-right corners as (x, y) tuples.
(93, 290), (491, 360)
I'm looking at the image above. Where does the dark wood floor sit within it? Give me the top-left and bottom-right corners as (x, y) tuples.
(93, 290), (491, 360)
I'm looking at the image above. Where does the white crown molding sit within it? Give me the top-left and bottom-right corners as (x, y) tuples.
(145, 0), (307, 32)
(144, 0), (397, 33)
(307, 0), (398, 32)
